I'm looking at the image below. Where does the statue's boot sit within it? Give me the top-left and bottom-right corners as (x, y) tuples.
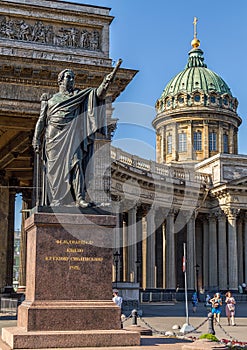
(76, 198), (90, 208)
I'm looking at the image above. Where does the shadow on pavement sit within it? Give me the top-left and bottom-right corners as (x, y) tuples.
(141, 337), (193, 346)
(0, 315), (17, 321)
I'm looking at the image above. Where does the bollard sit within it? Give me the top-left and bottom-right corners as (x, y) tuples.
(131, 309), (138, 326)
(208, 312), (215, 335)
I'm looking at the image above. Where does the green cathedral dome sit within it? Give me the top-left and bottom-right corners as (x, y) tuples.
(155, 42), (238, 114)
(161, 47), (232, 98)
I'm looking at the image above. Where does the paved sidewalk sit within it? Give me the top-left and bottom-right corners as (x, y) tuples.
(0, 302), (247, 349)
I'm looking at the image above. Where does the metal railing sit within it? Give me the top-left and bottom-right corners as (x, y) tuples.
(0, 298), (18, 314)
(140, 291), (176, 303)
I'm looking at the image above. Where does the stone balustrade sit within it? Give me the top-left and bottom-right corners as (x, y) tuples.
(111, 146), (211, 185)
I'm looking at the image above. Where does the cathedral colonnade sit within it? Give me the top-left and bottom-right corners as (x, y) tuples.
(113, 203), (247, 292)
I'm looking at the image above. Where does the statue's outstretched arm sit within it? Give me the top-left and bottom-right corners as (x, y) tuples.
(96, 59), (122, 100)
(32, 93), (49, 153)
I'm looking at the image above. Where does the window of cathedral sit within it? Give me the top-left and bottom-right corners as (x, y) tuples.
(178, 132), (187, 152)
(223, 97), (229, 106)
(194, 94), (201, 102)
(167, 135), (172, 154)
(178, 95), (184, 104)
(223, 134), (229, 153)
(209, 132), (217, 151)
(166, 98), (171, 107)
(210, 95), (216, 104)
(193, 131), (202, 151)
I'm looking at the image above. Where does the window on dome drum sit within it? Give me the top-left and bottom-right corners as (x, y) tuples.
(209, 132), (217, 151)
(194, 95), (200, 102)
(167, 135), (172, 154)
(193, 131), (202, 151)
(178, 96), (184, 104)
(167, 99), (171, 107)
(223, 134), (229, 153)
(210, 96), (216, 103)
(223, 98), (228, 106)
(178, 133), (187, 152)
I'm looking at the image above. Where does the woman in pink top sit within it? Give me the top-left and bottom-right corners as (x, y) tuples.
(225, 291), (236, 326)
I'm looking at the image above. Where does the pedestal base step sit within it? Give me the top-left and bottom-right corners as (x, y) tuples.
(2, 327), (140, 349)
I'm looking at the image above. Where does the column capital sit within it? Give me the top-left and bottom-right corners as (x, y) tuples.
(215, 209), (226, 221)
(222, 207), (240, 219)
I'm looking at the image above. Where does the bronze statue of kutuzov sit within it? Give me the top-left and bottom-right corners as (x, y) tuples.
(32, 60), (122, 208)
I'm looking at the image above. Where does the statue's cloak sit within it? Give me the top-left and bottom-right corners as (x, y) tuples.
(44, 88), (106, 205)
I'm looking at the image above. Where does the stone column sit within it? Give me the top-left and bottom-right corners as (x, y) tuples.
(165, 210), (176, 289)
(122, 215), (128, 282)
(160, 127), (165, 163)
(155, 220), (163, 288)
(6, 186), (16, 286)
(229, 125), (234, 154)
(127, 206), (137, 282)
(112, 200), (123, 283)
(0, 173), (9, 290)
(19, 190), (32, 287)
(203, 120), (209, 159)
(226, 208), (239, 290)
(202, 217), (209, 290)
(218, 122), (223, 153)
(187, 121), (193, 160)
(136, 209), (143, 285)
(208, 214), (218, 289)
(187, 213), (195, 290)
(142, 215), (147, 289)
(162, 222), (166, 289)
(172, 123), (177, 161)
(244, 214), (247, 284)
(237, 217), (244, 285)
(217, 211), (227, 290)
(146, 208), (156, 288)
(156, 131), (161, 163)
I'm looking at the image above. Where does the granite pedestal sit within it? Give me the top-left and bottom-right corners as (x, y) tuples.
(2, 212), (140, 349)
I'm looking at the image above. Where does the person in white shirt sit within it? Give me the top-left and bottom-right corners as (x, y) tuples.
(112, 289), (123, 308)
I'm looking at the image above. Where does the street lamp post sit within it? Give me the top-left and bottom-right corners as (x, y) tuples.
(135, 259), (141, 284)
(113, 251), (121, 287)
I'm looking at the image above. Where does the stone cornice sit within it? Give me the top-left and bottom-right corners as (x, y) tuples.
(153, 110), (241, 129)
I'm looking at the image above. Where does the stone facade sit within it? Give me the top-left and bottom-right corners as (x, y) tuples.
(0, 0), (137, 290)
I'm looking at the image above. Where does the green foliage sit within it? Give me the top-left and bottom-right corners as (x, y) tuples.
(199, 333), (219, 342)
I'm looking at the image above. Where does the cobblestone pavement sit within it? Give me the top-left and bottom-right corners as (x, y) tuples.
(0, 302), (247, 349)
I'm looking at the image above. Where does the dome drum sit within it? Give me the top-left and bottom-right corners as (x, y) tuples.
(155, 91), (238, 114)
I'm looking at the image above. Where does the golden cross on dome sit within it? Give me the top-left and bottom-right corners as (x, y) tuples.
(193, 17), (198, 38)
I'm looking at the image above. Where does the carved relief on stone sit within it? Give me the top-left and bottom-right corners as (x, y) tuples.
(0, 16), (101, 51)
(222, 207), (240, 219)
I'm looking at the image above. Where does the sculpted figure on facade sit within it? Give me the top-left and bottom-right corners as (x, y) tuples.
(32, 60), (122, 208)
(0, 16), (101, 51)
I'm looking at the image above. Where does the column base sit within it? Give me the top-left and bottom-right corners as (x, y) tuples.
(2, 327), (140, 349)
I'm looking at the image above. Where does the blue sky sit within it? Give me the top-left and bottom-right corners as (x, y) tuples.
(64, 0), (247, 158)
(15, 0), (247, 229)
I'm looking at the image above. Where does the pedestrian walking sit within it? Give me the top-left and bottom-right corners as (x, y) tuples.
(225, 291), (236, 326)
(112, 289), (123, 308)
(210, 292), (222, 323)
(205, 293), (211, 313)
